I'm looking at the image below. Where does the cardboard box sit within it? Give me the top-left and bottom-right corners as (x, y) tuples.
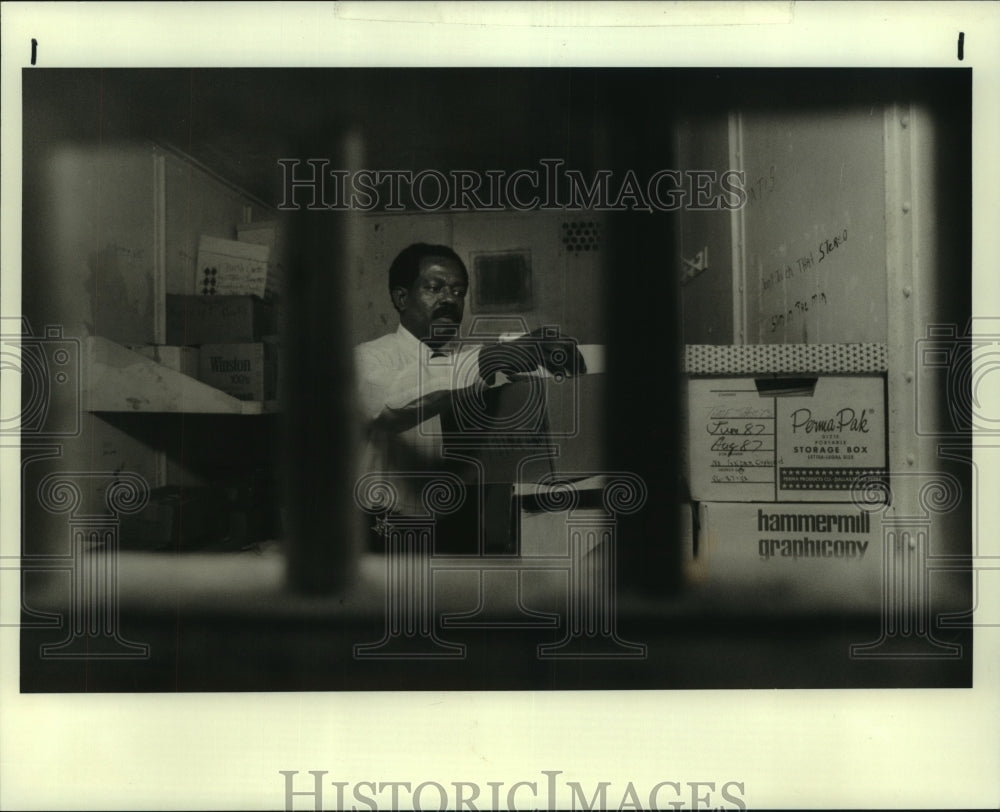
(694, 501), (883, 609)
(237, 220), (286, 297)
(434, 346), (603, 485)
(197, 340), (278, 401)
(166, 294), (275, 346)
(128, 344), (199, 377)
(195, 235), (278, 299)
(686, 375), (887, 502)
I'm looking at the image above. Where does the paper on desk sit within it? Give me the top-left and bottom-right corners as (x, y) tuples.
(495, 336), (604, 377)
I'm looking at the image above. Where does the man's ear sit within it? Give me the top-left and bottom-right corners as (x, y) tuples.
(390, 287), (408, 312)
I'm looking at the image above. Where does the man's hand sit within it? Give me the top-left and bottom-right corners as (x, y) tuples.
(478, 327), (587, 384)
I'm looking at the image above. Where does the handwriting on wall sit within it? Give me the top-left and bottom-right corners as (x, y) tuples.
(745, 164), (777, 207)
(768, 291), (828, 334)
(741, 108), (889, 344)
(758, 226), (847, 334)
(761, 228), (848, 293)
(817, 228), (848, 262)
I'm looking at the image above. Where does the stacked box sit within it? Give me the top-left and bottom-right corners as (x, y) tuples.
(166, 294), (275, 346)
(197, 338), (279, 401)
(694, 502), (883, 610)
(237, 220), (286, 298)
(682, 343), (889, 605)
(195, 235), (278, 300)
(686, 375), (887, 502)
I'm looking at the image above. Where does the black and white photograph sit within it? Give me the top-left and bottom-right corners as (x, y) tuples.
(13, 64), (977, 693)
(2, 3), (999, 810)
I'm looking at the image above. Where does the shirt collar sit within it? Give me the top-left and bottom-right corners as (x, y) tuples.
(395, 323), (423, 359)
(397, 323), (459, 361)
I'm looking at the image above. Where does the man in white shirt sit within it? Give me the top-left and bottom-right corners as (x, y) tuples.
(353, 242), (584, 554)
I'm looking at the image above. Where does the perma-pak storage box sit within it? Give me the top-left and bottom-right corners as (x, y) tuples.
(684, 344), (888, 502)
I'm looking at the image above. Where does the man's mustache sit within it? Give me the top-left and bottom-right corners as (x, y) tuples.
(433, 305), (461, 320)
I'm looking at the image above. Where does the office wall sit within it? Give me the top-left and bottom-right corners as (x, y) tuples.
(675, 112), (736, 345)
(738, 108), (889, 344)
(348, 210), (607, 347)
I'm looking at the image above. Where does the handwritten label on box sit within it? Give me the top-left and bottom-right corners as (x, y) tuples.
(196, 236), (272, 298)
(687, 376), (886, 502)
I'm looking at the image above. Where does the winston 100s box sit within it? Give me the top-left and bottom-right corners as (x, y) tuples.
(694, 501), (883, 610)
(197, 340), (278, 401)
(683, 344), (888, 502)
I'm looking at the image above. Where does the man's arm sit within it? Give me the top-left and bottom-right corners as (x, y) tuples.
(355, 331), (588, 432)
(355, 346), (484, 431)
(477, 328), (588, 385)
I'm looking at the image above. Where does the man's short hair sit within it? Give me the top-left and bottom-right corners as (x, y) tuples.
(388, 243), (468, 294)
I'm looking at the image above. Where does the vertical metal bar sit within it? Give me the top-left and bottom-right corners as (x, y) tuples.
(284, 129), (363, 595)
(884, 103), (920, 519)
(728, 112), (747, 345)
(151, 151), (168, 488)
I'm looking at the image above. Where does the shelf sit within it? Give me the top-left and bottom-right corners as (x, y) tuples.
(84, 336), (278, 415)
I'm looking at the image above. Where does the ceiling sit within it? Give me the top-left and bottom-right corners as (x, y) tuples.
(26, 68), (637, 206)
(23, 68), (968, 207)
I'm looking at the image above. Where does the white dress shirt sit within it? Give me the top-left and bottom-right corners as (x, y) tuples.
(354, 324), (487, 515)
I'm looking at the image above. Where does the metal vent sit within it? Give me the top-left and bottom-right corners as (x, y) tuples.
(561, 220), (602, 253)
(471, 250), (533, 313)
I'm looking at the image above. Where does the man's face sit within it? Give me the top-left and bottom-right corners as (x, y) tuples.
(394, 255), (468, 342)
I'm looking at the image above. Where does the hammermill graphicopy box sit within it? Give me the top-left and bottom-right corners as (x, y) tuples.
(694, 501), (883, 609)
(683, 344), (888, 502)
